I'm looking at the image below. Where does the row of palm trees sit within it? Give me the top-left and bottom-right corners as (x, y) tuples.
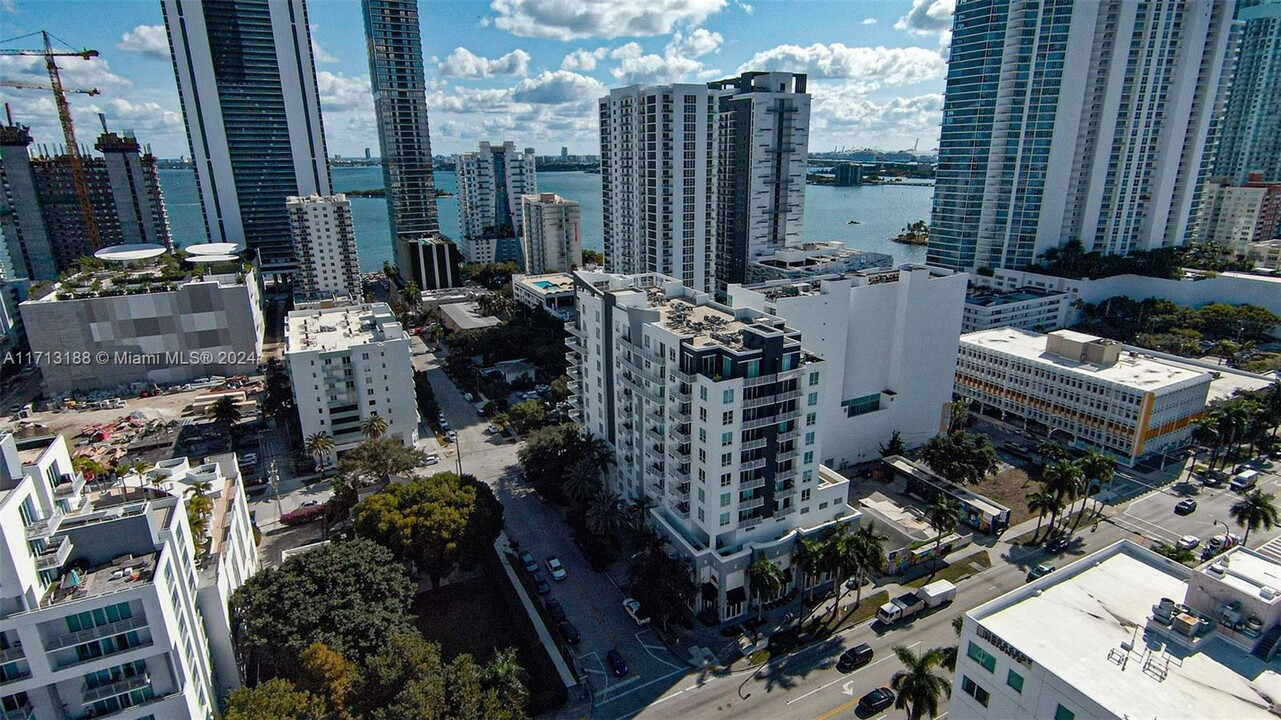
(1025, 447), (1116, 543)
(1192, 383), (1281, 474)
(303, 413), (390, 470)
(746, 523), (890, 623)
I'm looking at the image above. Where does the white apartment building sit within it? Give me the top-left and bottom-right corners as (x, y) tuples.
(956, 328), (1213, 466)
(1213, 0), (1281, 184)
(455, 141), (537, 265)
(1196, 177), (1281, 255)
(710, 72), (810, 293)
(287, 194), (361, 300)
(519, 193), (581, 274)
(598, 72), (810, 294)
(929, 0), (1236, 271)
(729, 266), (968, 465)
(569, 271), (858, 620)
(0, 432), (254, 719)
(511, 273), (575, 321)
(951, 540), (1281, 720)
(962, 286), (1073, 333)
(599, 84), (717, 291)
(284, 302), (418, 453)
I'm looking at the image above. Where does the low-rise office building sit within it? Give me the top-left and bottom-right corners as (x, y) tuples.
(745, 242), (892, 284)
(951, 541), (1281, 720)
(511, 273), (575, 320)
(956, 328), (1212, 466)
(0, 432), (251, 719)
(20, 264), (264, 395)
(284, 303), (418, 453)
(962, 286), (1073, 333)
(569, 271), (859, 620)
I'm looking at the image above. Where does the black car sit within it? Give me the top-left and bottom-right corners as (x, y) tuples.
(606, 648), (629, 677)
(1045, 535), (1071, 554)
(559, 620), (580, 644)
(1175, 498), (1198, 515)
(836, 643), (874, 672)
(545, 599), (566, 623)
(857, 687), (895, 714)
(533, 573), (551, 596)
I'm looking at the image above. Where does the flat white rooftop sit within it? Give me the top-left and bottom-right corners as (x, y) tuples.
(514, 273), (575, 296)
(978, 545), (1281, 719)
(962, 327), (1211, 392)
(1208, 548), (1281, 606)
(285, 302), (402, 353)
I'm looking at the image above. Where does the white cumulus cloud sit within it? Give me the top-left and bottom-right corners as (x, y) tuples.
(89, 98), (183, 133)
(666, 28), (722, 58)
(316, 71), (370, 111)
(439, 47), (532, 78)
(118, 24), (170, 59)
(737, 43), (944, 86)
(561, 47), (608, 71)
(896, 0), (954, 34)
(511, 70), (606, 104)
(861, 17), (878, 25)
(490, 0), (729, 40)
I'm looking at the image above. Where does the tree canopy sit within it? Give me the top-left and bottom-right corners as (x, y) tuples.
(230, 538), (416, 683)
(918, 432), (1000, 485)
(517, 424), (595, 500)
(352, 472), (504, 587)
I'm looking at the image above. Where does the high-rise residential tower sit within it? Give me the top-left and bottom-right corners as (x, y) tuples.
(927, 0), (1236, 271)
(598, 72), (809, 294)
(710, 72), (809, 293)
(287, 194), (362, 300)
(455, 141), (537, 265)
(520, 193), (582, 273)
(162, 0), (331, 275)
(1214, 0), (1281, 183)
(0, 124), (171, 280)
(361, 0), (443, 285)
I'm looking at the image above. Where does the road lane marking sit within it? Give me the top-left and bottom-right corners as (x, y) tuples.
(784, 642), (918, 705)
(813, 695), (860, 720)
(595, 666), (690, 706)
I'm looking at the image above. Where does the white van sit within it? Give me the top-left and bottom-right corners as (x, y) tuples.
(1231, 469), (1260, 491)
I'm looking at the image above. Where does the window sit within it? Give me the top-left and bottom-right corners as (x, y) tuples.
(697, 488), (705, 502)
(801, 489), (811, 502)
(697, 508), (704, 521)
(842, 393), (881, 417)
(699, 428), (707, 442)
(966, 642), (996, 673)
(719, 512), (730, 526)
(720, 493), (730, 507)
(722, 410), (734, 424)
(1054, 705), (1074, 720)
(1006, 669), (1024, 694)
(805, 432), (815, 446)
(721, 452), (733, 467)
(803, 452), (814, 464)
(721, 473), (732, 487)
(808, 372), (819, 386)
(721, 432), (733, 446)
(807, 392), (818, 407)
(722, 389), (734, 403)
(960, 676), (989, 707)
(700, 386), (707, 400)
(806, 412), (816, 426)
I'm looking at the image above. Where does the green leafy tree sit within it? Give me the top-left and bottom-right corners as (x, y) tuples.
(348, 632), (447, 720)
(1034, 439), (1068, 471)
(185, 480), (214, 554)
(793, 534), (828, 603)
(1077, 449), (1115, 522)
(361, 412), (390, 440)
(505, 400), (547, 433)
(296, 642), (355, 720)
(748, 557), (786, 621)
(891, 645), (952, 720)
(625, 534), (696, 631)
(221, 678), (325, 720)
(230, 539), (415, 683)
(339, 438), (428, 488)
(1230, 489), (1281, 546)
(352, 472), (504, 588)
(918, 432), (999, 485)
(879, 430), (907, 458)
(518, 425), (595, 499)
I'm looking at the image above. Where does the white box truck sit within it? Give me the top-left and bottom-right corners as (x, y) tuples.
(1231, 469), (1260, 491)
(877, 580), (957, 625)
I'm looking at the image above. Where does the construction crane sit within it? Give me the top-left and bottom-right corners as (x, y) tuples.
(0, 31), (102, 249)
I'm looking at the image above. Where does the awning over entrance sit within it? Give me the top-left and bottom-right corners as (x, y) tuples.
(702, 582), (718, 602)
(726, 586), (747, 606)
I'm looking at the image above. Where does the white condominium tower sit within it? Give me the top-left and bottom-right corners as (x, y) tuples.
(455, 142), (537, 265)
(1214, 0), (1281, 183)
(927, 0), (1235, 271)
(568, 271), (858, 620)
(598, 72), (809, 294)
(520, 193), (582, 274)
(710, 73), (809, 293)
(287, 194), (362, 300)
(360, 0), (444, 288)
(162, 0), (331, 275)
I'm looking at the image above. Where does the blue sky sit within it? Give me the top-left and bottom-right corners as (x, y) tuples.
(0, 0), (954, 158)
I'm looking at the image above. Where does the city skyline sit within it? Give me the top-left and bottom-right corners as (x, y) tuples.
(0, 0), (956, 158)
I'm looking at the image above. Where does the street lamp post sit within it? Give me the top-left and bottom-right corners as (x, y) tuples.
(738, 656), (769, 700)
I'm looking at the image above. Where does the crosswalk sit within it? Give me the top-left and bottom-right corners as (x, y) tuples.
(1256, 535), (1281, 563)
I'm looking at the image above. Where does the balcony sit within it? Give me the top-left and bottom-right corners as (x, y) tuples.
(740, 496), (765, 511)
(740, 458), (766, 472)
(776, 449), (799, 463)
(0, 643), (22, 664)
(1, 703), (33, 720)
(35, 535), (73, 571)
(0, 667), (29, 686)
(740, 477), (766, 492)
(82, 673), (150, 704)
(742, 437), (767, 452)
(54, 472), (85, 497)
(24, 507), (65, 540)
(46, 614), (149, 651)
(564, 321), (584, 338)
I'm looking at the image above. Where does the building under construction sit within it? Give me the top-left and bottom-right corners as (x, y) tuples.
(0, 121), (171, 280)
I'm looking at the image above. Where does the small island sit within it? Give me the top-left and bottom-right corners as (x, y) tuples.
(892, 220), (930, 245)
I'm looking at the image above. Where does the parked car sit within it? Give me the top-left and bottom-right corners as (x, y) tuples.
(1045, 535), (1071, 554)
(1174, 498), (1198, 515)
(546, 556), (567, 581)
(857, 688), (895, 714)
(534, 574), (551, 596)
(1027, 563), (1056, 582)
(623, 598), (650, 625)
(445, 431), (457, 443)
(545, 599), (566, 623)
(424, 454), (441, 466)
(519, 551), (538, 573)
(1177, 535), (1201, 550)
(606, 648), (629, 677)
(299, 499), (320, 508)
(836, 643), (874, 673)
(559, 620), (580, 644)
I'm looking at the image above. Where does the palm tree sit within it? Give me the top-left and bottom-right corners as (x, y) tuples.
(748, 557), (786, 622)
(1025, 489), (1064, 543)
(1192, 418), (1221, 475)
(563, 457), (602, 507)
(925, 496), (960, 571)
(581, 431), (615, 473)
(585, 489), (627, 539)
(946, 401), (969, 434)
(846, 524), (888, 608)
(1263, 381), (1281, 440)
(1216, 400), (1254, 471)
(793, 535), (827, 602)
(305, 432), (336, 471)
(483, 647), (528, 711)
(360, 412), (389, 440)
(890, 645), (952, 720)
(1230, 490), (1281, 547)
(1034, 439), (1067, 471)
(185, 480), (214, 552)
(1042, 460), (1084, 530)
(208, 396), (241, 440)
(626, 495), (657, 530)
(1076, 450), (1114, 524)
